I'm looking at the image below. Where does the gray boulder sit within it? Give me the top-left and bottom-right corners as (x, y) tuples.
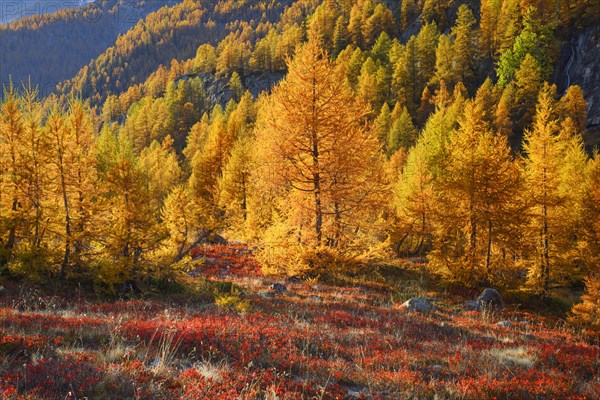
(464, 300), (480, 311)
(269, 283), (287, 293)
(477, 288), (504, 310)
(496, 320), (513, 328)
(401, 298), (433, 313)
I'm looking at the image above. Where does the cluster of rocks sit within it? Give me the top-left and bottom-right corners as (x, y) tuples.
(401, 288), (506, 316)
(257, 279), (511, 326)
(254, 283), (289, 299)
(254, 278), (327, 303)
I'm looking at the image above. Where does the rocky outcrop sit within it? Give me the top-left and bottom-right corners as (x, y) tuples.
(556, 24), (600, 143)
(175, 72), (284, 110)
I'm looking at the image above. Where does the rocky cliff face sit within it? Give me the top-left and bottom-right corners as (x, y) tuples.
(556, 23), (600, 144)
(176, 72), (285, 110)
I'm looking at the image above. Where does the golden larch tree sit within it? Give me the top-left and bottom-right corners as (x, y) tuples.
(430, 99), (521, 285)
(523, 84), (588, 294)
(255, 38), (385, 248)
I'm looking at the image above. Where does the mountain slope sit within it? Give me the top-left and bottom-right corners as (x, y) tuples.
(0, 0), (177, 93)
(56, 0), (302, 105)
(0, 0), (93, 24)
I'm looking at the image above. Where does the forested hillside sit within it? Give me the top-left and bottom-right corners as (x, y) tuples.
(0, 0), (179, 93)
(1, 0), (600, 330)
(56, 0), (303, 104)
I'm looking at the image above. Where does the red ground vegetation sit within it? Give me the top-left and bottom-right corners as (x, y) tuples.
(0, 245), (598, 399)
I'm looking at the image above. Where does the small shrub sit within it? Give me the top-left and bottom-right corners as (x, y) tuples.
(569, 273), (600, 329)
(214, 288), (250, 313)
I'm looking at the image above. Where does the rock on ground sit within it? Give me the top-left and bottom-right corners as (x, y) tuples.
(269, 283), (287, 293)
(464, 300), (480, 311)
(401, 298), (434, 314)
(477, 288), (504, 310)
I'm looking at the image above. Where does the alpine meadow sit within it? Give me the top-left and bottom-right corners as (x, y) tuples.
(0, 0), (599, 398)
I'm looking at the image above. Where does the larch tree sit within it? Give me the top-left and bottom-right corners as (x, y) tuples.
(392, 37), (419, 112)
(430, 99), (521, 284)
(513, 54), (543, 135)
(363, 3), (395, 47)
(450, 4), (478, 92)
(0, 86), (26, 272)
(496, 82), (516, 139)
(431, 34), (456, 90)
(522, 84), (588, 294)
(357, 57), (379, 104)
(387, 105), (417, 155)
(219, 137), (255, 237)
(371, 31), (392, 66)
(308, 1), (337, 53)
(188, 105), (235, 231)
(474, 78), (500, 128)
(580, 150), (600, 270)
(394, 140), (434, 256)
(560, 85), (588, 133)
(497, 0), (522, 54)
(421, 0), (451, 30)
(571, 153), (600, 328)
(62, 101), (98, 273)
(19, 87), (50, 263)
(46, 108), (73, 278)
(95, 128), (160, 285)
(255, 38), (385, 248)
(374, 102), (392, 150)
(348, 4), (364, 47)
(183, 113), (210, 164)
(138, 135), (182, 212)
(415, 22), (439, 95)
(479, 0), (503, 59)
(570, 272), (600, 328)
(393, 93), (463, 257)
(161, 185), (196, 264)
(497, 9), (555, 87)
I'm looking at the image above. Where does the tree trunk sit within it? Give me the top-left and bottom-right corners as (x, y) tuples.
(311, 75), (322, 246)
(331, 200), (342, 247)
(469, 215), (477, 272)
(542, 202), (550, 294)
(541, 165), (550, 295)
(0, 199), (18, 270)
(485, 219), (493, 279)
(59, 159), (71, 280)
(241, 173), (247, 222)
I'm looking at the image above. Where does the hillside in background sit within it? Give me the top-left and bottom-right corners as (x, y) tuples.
(55, 0), (303, 104)
(0, 0), (180, 93)
(0, 0), (94, 24)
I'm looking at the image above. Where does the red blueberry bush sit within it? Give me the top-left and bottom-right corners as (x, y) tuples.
(0, 245), (598, 399)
